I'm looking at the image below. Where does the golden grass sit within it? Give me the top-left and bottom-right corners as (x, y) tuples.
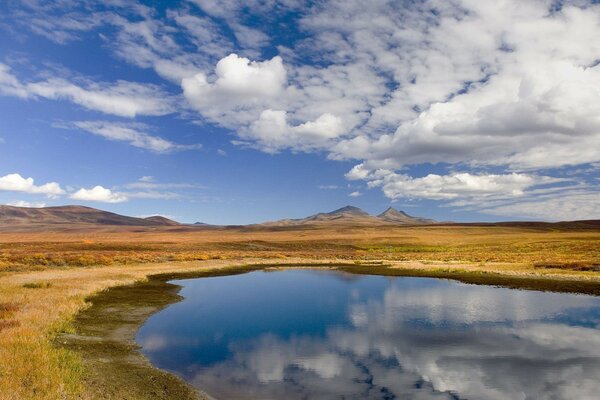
(0, 224), (598, 399)
(0, 259), (253, 400)
(1, 225), (599, 272)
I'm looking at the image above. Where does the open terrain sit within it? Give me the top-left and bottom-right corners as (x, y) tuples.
(0, 205), (599, 399)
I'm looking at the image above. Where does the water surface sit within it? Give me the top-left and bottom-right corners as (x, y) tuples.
(137, 269), (600, 399)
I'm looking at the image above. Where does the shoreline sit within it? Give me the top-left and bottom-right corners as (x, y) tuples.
(1, 259), (600, 399)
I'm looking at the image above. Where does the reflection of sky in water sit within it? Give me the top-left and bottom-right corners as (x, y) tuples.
(137, 270), (600, 400)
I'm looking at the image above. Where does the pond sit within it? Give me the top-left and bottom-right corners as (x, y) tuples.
(137, 269), (600, 399)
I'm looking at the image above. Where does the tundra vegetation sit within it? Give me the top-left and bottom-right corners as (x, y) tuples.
(1, 224), (599, 399)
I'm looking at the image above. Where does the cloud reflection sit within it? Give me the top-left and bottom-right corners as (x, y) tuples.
(140, 276), (600, 400)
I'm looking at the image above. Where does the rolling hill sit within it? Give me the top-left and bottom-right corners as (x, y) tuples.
(0, 205), (180, 226)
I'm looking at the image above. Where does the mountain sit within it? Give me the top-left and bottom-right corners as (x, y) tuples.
(295, 205), (381, 225)
(325, 205), (369, 216)
(0, 205), (179, 226)
(261, 205), (437, 227)
(377, 207), (437, 225)
(143, 216), (180, 226)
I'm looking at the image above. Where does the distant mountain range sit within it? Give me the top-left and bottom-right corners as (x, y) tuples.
(0, 205), (180, 226)
(261, 205), (437, 226)
(0, 204), (436, 227)
(0, 204), (598, 230)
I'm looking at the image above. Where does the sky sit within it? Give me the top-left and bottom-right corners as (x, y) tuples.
(0, 0), (599, 224)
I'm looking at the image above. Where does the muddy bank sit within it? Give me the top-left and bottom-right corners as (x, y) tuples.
(57, 276), (203, 399)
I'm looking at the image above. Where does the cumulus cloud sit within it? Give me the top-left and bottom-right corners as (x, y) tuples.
(0, 173), (64, 197)
(70, 121), (202, 153)
(320, 0), (600, 178)
(182, 54), (287, 126)
(238, 109), (345, 152)
(180, 1), (600, 216)
(0, 64), (175, 117)
(364, 171), (559, 201)
(70, 186), (127, 203)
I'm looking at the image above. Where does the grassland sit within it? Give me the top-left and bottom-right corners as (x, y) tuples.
(2, 224), (600, 272)
(1, 223), (599, 399)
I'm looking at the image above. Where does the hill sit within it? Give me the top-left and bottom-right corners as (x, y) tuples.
(0, 205), (179, 226)
(377, 207), (437, 224)
(143, 216), (180, 226)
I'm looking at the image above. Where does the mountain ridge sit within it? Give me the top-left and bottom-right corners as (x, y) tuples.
(0, 205), (180, 226)
(261, 205), (438, 226)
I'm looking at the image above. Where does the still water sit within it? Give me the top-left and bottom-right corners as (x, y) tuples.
(137, 269), (600, 399)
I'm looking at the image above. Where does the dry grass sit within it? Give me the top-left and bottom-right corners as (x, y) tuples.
(0, 224), (599, 272)
(0, 259), (257, 400)
(0, 224), (599, 399)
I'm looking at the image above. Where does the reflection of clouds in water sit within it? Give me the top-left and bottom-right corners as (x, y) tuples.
(330, 321), (600, 400)
(353, 283), (600, 327)
(189, 334), (453, 400)
(145, 280), (600, 400)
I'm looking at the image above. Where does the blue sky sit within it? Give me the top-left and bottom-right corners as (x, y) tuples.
(0, 0), (599, 224)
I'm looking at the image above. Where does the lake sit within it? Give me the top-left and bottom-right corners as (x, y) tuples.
(137, 269), (600, 399)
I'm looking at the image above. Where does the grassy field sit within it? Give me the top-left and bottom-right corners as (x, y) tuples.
(1, 224), (600, 271)
(1, 223), (599, 399)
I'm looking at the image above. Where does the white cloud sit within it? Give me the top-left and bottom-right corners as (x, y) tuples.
(322, 1), (600, 172)
(169, 11), (232, 60)
(0, 64), (29, 98)
(71, 121), (202, 153)
(363, 171), (559, 201)
(482, 191), (600, 221)
(0, 64), (174, 117)
(6, 200), (47, 208)
(239, 109), (345, 153)
(70, 186), (128, 203)
(178, 1), (600, 216)
(182, 54), (287, 125)
(0, 173), (65, 197)
(345, 164), (370, 181)
(348, 191), (362, 197)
